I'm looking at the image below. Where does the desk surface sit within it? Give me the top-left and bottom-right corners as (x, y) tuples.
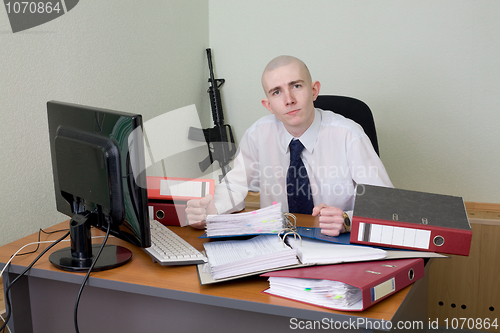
(0, 214), (413, 325)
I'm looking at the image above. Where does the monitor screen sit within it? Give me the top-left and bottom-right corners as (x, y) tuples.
(47, 101), (150, 271)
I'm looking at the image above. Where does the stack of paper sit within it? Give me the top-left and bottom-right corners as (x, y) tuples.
(203, 235), (299, 280)
(286, 237), (387, 265)
(266, 277), (363, 309)
(205, 202), (285, 237)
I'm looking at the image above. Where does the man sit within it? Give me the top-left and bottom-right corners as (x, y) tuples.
(186, 56), (392, 236)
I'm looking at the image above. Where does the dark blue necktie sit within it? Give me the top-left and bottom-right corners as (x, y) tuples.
(286, 139), (314, 214)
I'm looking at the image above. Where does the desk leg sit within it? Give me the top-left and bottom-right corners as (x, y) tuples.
(3, 272), (34, 333)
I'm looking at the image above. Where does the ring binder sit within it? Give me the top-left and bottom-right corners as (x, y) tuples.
(147, 176), (215, 227)
(351, 185), (472, 256)
(262, 258), (425, 311)
(278, 212), (302, 247)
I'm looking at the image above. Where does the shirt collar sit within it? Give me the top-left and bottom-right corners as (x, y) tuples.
(280, 109), (321, 154)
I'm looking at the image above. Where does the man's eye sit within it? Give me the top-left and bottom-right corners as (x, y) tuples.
(294, 84), (302, 89)
(272, 90), (281, 96)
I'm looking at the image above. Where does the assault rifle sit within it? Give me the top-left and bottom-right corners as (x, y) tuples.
(188, 49), (236, 181)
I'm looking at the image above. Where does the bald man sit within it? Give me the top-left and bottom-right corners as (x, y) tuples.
(186, 56), (392, 236)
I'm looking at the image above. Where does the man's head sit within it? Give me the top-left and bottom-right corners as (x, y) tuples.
(261, 56), (320, 137)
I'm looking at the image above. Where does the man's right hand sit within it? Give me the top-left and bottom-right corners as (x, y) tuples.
(185, 194), (218, 229)
(312, 203), (345, 237)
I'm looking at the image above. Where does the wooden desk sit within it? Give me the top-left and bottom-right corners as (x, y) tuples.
(1, 215), (429, 333)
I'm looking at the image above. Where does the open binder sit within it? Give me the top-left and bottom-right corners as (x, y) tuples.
(295, 226), (351, 244)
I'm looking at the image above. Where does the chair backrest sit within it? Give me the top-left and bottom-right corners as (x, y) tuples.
(313, 95), (379, 156)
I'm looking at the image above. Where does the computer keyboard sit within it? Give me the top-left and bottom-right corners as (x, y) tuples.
(144, 219), (207, 266)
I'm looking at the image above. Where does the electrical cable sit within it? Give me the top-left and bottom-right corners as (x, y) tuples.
(0, 310), (12, 333)
(15, 228), (69, 258)
(0, 238), (66, 281)
(73, 220), (111, 333)
(0, 230), (70, 332)
(0, 231), (104, 282)
(0, 228), (106, 332)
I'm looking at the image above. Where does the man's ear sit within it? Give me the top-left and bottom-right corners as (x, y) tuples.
(311, 81), (321, 101)
(261, 98), (274, 113)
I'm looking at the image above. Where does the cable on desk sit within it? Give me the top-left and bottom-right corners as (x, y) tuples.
(74, 220), (111, 333)
(0, 232), (105, 280)
(15, 228), (69, 258)
(0, 228), (106, 332)
(0, 230), (70, 332)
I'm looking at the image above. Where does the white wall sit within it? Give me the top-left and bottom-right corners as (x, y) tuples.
(2, 1), (499, 247)
(208, 0), (500, 204)
(0, 0), (209, 246)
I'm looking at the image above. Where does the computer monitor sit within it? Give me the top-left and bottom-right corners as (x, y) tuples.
(47, 101), (150, 272)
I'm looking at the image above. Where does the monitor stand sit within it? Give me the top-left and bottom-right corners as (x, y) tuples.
(49, 213), (132, 272)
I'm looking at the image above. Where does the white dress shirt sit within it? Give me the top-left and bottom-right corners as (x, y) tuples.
(213, 108), (393, 215)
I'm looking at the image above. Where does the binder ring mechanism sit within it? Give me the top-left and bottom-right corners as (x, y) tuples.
(278, 212), (302, 247)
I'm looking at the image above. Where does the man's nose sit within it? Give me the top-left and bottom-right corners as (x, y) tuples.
(284, 90), (296, 106)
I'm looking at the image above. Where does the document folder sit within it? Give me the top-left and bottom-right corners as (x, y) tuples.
(147, 176), (215, 227)
(295, 226), (351, 245)
(147, 176), (215, 201)
(262, 258), (424, 311)
(350, 185), (472, 256)
(148, 201), (188, 227)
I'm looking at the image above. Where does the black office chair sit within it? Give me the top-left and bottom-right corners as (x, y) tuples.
(313, 95), (380, 156)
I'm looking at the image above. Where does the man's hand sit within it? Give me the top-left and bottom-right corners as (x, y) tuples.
(311, 203), (345, 236)
(185, 194), (218, 229)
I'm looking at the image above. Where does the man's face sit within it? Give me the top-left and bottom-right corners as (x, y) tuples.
(261, 61), (320, 137)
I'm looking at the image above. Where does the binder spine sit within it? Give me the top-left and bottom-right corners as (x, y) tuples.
(351, 216), (472, 256)
(149, 201), (187, 227)
(363, 259), (425, 309)
(146, 176), (215, 201)
(370, 278), (395, 303)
